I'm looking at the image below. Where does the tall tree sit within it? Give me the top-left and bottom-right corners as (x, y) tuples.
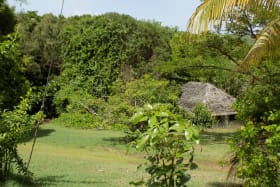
(155, 32), (249, 96)
(187, 0), (280, 69)
(16, 12), (63, 86)
(188, 1), (280, 185)
(0, 0), (29, 109)
(0, 0), (16, 38)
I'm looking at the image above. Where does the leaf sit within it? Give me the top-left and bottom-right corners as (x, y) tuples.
(132, 112), (148, 124)
(180, 174), (191, 184)
(151, 127), (159, 139)
(0, 133), (7, 142)
(184, 128), (200, 141)
(189, 162), (198, 170)
(176, 158), (184, 165)
(136, 134), (150, 150)
(154, 111), (169, 117)
(162, 122), (169, 130)
(148, 116), (158, 127)
(242, 17), (280, 70)
(187, 0), (280, 34)
(184, 130), (190, 140)
(169, 122), (185, 133)
(129, 180), (145, 186)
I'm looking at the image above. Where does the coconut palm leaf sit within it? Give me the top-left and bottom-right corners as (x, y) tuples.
(188, 0), (280, 69)
(187, 0), (280, 33)
(241, 17), (280, 69)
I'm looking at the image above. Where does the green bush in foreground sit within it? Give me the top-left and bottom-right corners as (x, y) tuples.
(229, 60), (280, 186)
(229, 112), (280, 187)
(0, 91), (44, 180)
(129, 104), (199, 187)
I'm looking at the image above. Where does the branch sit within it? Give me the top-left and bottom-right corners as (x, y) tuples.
(205, 42), (239, 66)
(213, 47), (240, 66)
(78, 102), (98, 116)
(243, 11), (257, 39)
(187, 65), (260, 81)
(188, 65), (237, 72)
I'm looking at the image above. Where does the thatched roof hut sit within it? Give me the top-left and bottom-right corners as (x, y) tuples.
(178, 81), (236, 117)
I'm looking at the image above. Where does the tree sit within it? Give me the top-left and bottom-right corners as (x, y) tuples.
(188, 1), (280, 185)
(0, 34), (30, 110)
(0, 90), (44, 180)
(0, 0), (29, 110)
(16, 12), (63, 86)
(228, 59), (280, 186)
(155, 32), (249, 96)
(0, 0), (16, 38)
(53, 13), (175, 128)
(16, 12), (64, 117)
(187, 0), (280, 69)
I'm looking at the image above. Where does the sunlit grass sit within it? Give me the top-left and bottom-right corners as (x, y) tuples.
(3, 122), (241, 186)
(14, 123), (144, 187)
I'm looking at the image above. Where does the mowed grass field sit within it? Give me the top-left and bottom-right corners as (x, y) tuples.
(3, 122), (241, 187)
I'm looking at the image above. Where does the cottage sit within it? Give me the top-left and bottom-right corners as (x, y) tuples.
(178, 81), (237, 125)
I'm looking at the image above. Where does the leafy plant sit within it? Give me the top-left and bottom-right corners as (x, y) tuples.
(124, 75), (180, 107)
(229, 112), (280, 186)
(0, 90), (44, 180)
(0, 34), (30, 110)
(229, 59), (280, 186)
(129, 104), (199, 187)
(191, 103), (215, 128)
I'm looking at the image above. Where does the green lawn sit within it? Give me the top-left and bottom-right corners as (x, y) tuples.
(3, 122), (241, 187)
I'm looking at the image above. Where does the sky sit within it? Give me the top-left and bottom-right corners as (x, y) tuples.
(7, 0), (201, 31)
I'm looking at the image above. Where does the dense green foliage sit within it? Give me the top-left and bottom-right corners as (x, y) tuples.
(54, 75), (179, 129)
(1, 0), (279, 185)
(229, 59), (280, 186)
(230, 119), (280, 186)
(129, 104), (199, 187)
(190, 104), (214, 128)
(0, 0), (16, 38)
(58, 13), (173, 97)
(155, 32), (249, 96)
(0, 90), (44, 179)
(0, 34), (29, 109)
(15, 12), (63, 117)
(16, 12), (62, 87)
(53, 13), (177, 128)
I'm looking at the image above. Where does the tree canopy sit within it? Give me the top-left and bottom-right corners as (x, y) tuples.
(187, 0), (280, 69)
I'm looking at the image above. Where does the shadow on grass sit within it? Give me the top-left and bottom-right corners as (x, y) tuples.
(102, 136), (129, 145)
(36, 175), (106, 186)
(24, 128), (56, 142)
(0, 173), (37, 187)
(102, 130), (238, 146)
(200, 131), (238, 145)
(207, 182), (243, 187)
(0, 174), (106, 187)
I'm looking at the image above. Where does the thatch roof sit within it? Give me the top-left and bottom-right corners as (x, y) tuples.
(178, 81), (237, 116)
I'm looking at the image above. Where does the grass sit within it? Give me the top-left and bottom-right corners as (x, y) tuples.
(189, 123), (242, 187)
(2, 122), (242, 187)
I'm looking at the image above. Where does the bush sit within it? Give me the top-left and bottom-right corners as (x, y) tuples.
(190, 103), (214, 128)
(229, 113), (280, 186)
(128, 104), (200, 187)
(53, 76), (180, 130)
(52, 112), (101, 129)
(124, 75), (180, 107)
(229, 60), (280, 186)
(0, 91), (44, 180)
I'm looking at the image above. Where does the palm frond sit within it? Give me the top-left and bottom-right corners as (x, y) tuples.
(241, 17), (280, 69)
(187, 0), (280, 33)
